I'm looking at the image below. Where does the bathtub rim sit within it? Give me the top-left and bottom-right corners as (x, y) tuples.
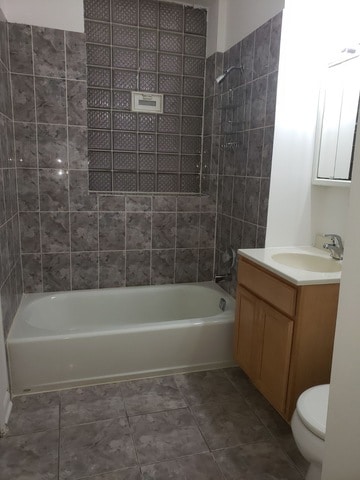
(7, 281), (235, 343)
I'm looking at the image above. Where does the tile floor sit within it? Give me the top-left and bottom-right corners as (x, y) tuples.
(0, 368), (308, 479)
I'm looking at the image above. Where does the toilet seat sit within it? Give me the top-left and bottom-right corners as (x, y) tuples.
(297, 384), (329, 440)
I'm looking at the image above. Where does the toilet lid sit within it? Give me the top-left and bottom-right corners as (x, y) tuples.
(296, 384), (329, 440)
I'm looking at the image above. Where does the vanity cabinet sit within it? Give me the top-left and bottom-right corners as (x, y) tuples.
(234, 256), (339, 421)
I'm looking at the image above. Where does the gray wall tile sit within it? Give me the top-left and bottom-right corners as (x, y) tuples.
(99, 251), (126, 288)
(11, 74), (35, 122)
(17, 169), (39, 212)
(152, 212), (176, 249)
(42, 253), (71, 292)
(39, 169), (69, 211)
(126, 249), (150, 286)
(37, 124), (68, 169)
(176, 213), (200, 249)
(9, 23), (33, 74)
(209, 13), (282, 296)
(70, 212), (98, 252)
(19, 212), (40, 253)
(151, 249), (175, 285)
(71, 252), (99, 290)
(41, 212), (70, 253)
(126, 212), (151, 250)
(14, 123), (37, 168)
(66, 32), (87, 80)
(32, 26), (65, 78)
(99, 212), (125, 250)
(0, 11), (23, 333)
(69, 170), (98, 211)
(67, 81), (87, 126)
(10, 10), (282, 299)
(35, 78), (67, 124)
(175, 248), (198, 283)
(22, 254), (42, 293)
(68, 127), (88, 169)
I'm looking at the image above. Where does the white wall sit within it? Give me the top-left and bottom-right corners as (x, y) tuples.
(205, 0), (220, 56)
(311, 186), (350, 241)
(266, 0), (360, 476)
(221, 0), (284, 52)
(2, 0), (284, 55)
(0, 0), (6, 17)
(321, 109), (360, 480)
(266, 0), (324, 247)
(3, 0), (84, 32)
(3, 0), (221, 56)
(266, 0), (353, 247)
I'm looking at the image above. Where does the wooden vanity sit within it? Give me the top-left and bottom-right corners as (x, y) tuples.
(234, 253), (340, 422)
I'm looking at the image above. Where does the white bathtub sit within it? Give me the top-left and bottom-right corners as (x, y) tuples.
(7, 282), (235, 395)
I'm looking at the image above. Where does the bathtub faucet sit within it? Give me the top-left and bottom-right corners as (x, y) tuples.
(214, 273), (232, 283)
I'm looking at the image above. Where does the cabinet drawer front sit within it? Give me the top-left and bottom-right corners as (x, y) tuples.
(238, 258), (297, 317)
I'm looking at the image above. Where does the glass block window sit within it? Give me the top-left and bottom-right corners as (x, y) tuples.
(85, 0), (206, 194)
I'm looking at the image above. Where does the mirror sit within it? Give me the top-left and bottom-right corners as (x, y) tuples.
(313, 52), (360, 186)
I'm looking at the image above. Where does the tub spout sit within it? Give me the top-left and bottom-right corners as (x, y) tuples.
(214, 273), (232, 283)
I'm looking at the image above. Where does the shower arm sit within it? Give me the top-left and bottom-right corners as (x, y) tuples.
(216, 65), (244, 84)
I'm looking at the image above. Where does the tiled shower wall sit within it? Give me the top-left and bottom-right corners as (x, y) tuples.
(10, 7), (282, 301)
(204, 12), (282, 296)
(0, 10), (22, 336)
(10, 21), (215, 294)
(85, 0), (207, 194)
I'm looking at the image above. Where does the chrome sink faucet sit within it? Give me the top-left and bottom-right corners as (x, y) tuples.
(323, 234), (344, 260)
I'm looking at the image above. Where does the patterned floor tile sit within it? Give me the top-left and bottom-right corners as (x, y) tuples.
(79, 467), (142, 480)
(60, 383), (125, 426)
(141, 452), (223, 479)
(174, 369), (240, 405)
(129, 407), (208, 464)
(214, 441), (303, 479)
(275, 432), (309, 476)
(223, 367), (259, 397)
(7, 392), (60, 436)
(191, 399), (270, 449)
(121, 375), (186, 416)
(243, 386), (290, 436)
(2, 368), (306, 479)
(59, 417), (137, 479)
(0, 429), (59, 480)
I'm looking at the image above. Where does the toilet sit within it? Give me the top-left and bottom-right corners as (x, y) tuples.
(291, 384), (329, 480)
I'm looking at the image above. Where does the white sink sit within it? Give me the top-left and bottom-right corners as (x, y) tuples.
(271, 252), (342, 273)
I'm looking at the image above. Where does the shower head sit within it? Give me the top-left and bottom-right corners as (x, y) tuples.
(215, 72), (227, 84)
(215, 65), (244, 84)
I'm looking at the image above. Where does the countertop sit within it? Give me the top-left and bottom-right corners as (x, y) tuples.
(237, 246), (341, 285)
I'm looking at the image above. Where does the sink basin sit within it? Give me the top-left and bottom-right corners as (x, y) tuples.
(271, 253), (342, 273)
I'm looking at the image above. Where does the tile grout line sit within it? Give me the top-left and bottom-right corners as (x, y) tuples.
(29, 25), (44, 294)
(64, 31), (73, 293)
(7, 22), (25, 295)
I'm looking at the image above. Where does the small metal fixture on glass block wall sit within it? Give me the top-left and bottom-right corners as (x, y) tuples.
(131, 91), (163, 113)
(220, 141), (240, 151)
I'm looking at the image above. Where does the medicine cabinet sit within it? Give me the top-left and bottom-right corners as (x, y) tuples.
(313, 54), (360, 186)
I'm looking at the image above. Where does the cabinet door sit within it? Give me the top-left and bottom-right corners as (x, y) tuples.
(234, 287), (260, 378)
(255, 301), (293, 414)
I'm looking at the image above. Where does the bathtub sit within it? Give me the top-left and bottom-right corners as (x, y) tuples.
(7, 282), (235, 395)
